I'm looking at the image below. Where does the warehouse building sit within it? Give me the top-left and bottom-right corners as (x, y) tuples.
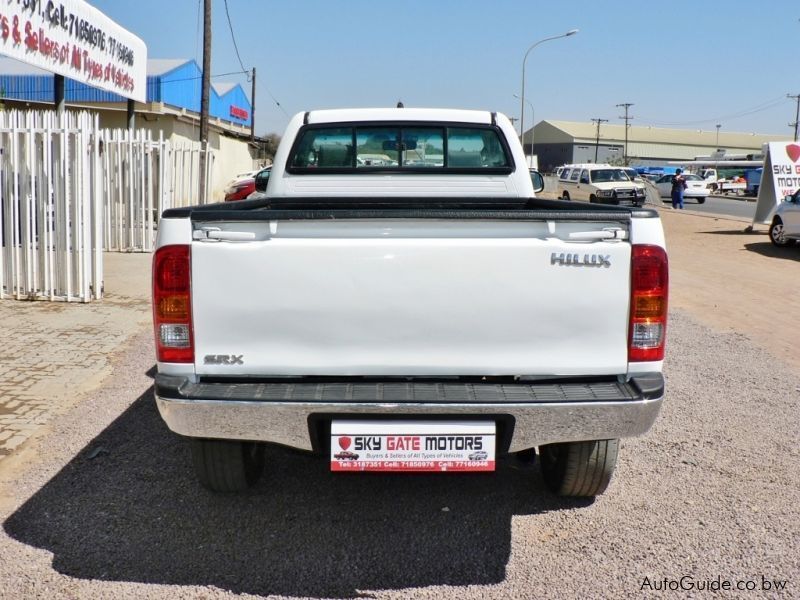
(0, 57), (263, 200)
(526, 120), (791, 173)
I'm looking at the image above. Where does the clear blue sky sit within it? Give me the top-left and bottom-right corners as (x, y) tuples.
(91, 0), (800, 138)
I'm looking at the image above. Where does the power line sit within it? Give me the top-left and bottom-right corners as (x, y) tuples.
(261, 82), (289, 119)
(637, 95), (788, 127)
(223, 0), (249, 79)
(222, 0), (287, 120)
(788, 93), (800, 141)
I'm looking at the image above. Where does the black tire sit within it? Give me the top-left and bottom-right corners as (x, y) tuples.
(589, 195), (597, 203)
(190, 438), (265, 492)
(769, 218), (788, 247)
(696, 197), (706, 204)
(539, 439), (619, 497)
(561, 192), (570, 201)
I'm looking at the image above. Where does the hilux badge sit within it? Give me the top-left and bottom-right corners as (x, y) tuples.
(551, 253), (611, 267)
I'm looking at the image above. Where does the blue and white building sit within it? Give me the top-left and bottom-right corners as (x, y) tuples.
(0, 57), (261, 200)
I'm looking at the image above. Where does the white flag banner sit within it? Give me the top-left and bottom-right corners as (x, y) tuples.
(0, 0), (146, 102)
(753, 142), (800, 225)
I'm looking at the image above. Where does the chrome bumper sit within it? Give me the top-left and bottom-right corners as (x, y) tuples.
(154, 374), (664, 452)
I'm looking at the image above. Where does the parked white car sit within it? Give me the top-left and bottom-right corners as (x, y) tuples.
(654, 173), (709, 204)
(557, 164), (646, 207)
(769, 189), (800, 246)
(622, 167), (646, 184)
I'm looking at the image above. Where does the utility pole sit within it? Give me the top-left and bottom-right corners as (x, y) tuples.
(616, 103), (633, 165)
(198, 0), (212, 204)
(788, 93), (800, 142)
(54, 74), (65, 115)
(591, 118), (608, 163)
(250, 67), (256, 143)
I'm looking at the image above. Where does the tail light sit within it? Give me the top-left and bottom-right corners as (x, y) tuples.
(629, 245), (668, 362)
(153, 245), (194, 363)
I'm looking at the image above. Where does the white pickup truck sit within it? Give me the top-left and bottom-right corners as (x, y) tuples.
(152, 108), (668, 497)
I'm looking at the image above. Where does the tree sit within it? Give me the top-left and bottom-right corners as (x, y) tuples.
(260, 133), (282, 162)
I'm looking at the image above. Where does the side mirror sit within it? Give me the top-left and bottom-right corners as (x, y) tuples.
(529, 170), (545, 193)
(255, 172), (270, 192)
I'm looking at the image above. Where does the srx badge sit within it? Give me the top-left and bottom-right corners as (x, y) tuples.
(204, 355), (244, 365)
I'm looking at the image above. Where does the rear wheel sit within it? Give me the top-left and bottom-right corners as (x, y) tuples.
(561, 192), (571, 201)
(769, 219), (788, 247)
(696, 197), (706, 204)
(190, 438), (265, 492)
(539, 439), (619, 497)
(589, 195), (597, 203)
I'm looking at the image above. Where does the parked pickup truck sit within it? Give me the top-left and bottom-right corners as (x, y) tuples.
(153, 108), (668, 497)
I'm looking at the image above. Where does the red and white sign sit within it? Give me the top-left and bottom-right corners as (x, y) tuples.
(0, 0), (147, 102)
(230, 105), (249, 120)
(330, 420), (496, 472)
(753, 142), (800, 224)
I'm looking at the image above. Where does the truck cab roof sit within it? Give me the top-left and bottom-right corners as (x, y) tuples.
(302, 107), (499, 125)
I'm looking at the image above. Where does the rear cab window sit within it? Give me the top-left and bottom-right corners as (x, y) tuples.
(287, 123), (512, 173)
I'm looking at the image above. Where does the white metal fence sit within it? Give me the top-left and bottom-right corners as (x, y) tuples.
(1, 109), (213, 302)
(102, 131), (214, 252)
(0, 111), (101, 302)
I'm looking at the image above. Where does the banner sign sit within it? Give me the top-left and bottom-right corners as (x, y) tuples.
(330, 420), (496, 472)
(0, 0), (147, 102)
(753, 142), (800, 224)
(230, 105), (248, 120)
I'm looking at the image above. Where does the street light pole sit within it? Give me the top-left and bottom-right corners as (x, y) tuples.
(513, 94), (534, 165)
(519, 29), (578, 155)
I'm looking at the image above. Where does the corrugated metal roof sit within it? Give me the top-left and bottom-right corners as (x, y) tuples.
(0, 56), (50, 75)
(536, 120), (790, 150)
(212, 82), (237, 96)
(0, 56), (251, 126)
(148, 59), (192, 76)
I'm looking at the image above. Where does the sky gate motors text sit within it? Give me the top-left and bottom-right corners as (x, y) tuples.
(353, 436), (484, 451)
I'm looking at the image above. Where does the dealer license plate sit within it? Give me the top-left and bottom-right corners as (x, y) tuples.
(330, 420), (496, 472)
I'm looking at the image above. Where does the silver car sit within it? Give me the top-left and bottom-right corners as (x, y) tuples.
(655, 173), (709, 204)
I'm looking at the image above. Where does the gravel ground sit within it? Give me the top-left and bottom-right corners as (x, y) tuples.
(0, 307), (797, 599)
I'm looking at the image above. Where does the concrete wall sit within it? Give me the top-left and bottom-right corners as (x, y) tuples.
(209, 129), (260, 200)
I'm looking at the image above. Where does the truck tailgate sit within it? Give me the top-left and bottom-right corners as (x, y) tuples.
(190, 215), (631, 377)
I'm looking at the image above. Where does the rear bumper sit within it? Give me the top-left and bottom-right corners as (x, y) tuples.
(154, 373), (664, 453)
